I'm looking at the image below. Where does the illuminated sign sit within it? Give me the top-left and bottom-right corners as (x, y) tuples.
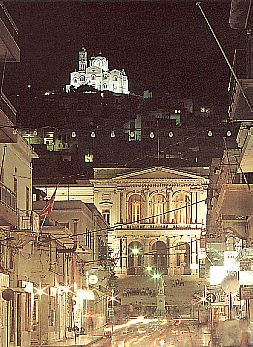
(240, 286), (253, 300)
(224, 251), (239, 270)
(89, 275), (98, 285)
(210, 266), (228, 285)
(239, 271), (253, 285)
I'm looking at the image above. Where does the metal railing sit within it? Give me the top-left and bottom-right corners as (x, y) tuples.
(126, 266), (168, 275)
(0, 92), (17, 125)
(17, 210), (40, 232)
(116, 222), (204, 230)
(0, 181), (16, 211)
(0, 2), (19, 39)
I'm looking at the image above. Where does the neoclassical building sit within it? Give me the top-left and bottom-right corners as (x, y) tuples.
(66, 47), (129, 94)
(91, 166), (208, 278)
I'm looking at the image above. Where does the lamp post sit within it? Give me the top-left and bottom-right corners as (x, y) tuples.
(146, 268), (166, 317)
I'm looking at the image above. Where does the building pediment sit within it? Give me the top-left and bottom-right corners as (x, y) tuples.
(111, 166), (206, 181)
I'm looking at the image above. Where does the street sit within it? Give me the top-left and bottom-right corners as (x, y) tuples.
(90, 317), (212, 347)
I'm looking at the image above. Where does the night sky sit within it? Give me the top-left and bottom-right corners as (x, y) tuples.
(4, 0), (244, 107)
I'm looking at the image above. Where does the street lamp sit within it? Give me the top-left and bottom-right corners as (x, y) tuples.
(107, 289), (119, 338)
(131, 247), (140, 256)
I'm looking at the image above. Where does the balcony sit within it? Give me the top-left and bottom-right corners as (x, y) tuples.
(115, 222), (204, 238)
(126, 266), (168, 276)
(0, 181), (17, 226)
(229, 0), (252, 30)
(0, 92), (17, 142)
(16, 210), (40, 232)
(116, 222), (204, 230)
(0, 2), (20, 62)
(214, 183), (253, 217)
(230, 79), (253, 121)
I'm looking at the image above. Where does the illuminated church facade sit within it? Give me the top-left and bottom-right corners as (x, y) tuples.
(66, 47), (129, 94)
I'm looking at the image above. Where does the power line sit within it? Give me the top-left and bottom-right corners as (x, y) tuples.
(35, 197), (207, 241)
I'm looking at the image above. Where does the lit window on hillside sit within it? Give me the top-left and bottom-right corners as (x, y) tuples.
(201, 107), (210, 113)
(84, 154), (93, 162)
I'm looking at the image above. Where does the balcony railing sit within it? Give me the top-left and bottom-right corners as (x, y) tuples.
(115, 222), (204, 230)
(0, 92), (16, 125)
(126, 266), (169, 275)
(127, 267), (144, 275)
(16, 210), (40, 232)
(0, 181), (16, 211)
(0, 2), (18, 40)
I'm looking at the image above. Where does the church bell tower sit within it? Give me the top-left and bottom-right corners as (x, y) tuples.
(79, 47), (87, 71)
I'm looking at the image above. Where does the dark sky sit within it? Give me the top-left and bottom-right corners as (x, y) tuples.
(4, 0), (244, 106)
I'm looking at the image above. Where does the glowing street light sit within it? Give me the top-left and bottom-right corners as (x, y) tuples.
(36, 286), (47, 296)
(152, 273), (162, 280)
(62, 286), (71, 294)
(76, 288), (95, 301)
(131, 247), (140, 255)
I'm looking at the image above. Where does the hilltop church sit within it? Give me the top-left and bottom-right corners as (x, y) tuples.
(66, 47), (129, 94)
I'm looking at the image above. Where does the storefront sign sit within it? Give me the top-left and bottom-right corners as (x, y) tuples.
(240, 286), (253, 300)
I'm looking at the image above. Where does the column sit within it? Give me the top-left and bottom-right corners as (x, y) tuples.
(190, 237), (198, 275)
(167, 190), (172, 223)
(122, 191), (127, 224)
(119, 190), (123, 223)
(199, 190), (207, 226)
(191, 190), (197, 224)
(122, 238), (128, 275)
(143, 189), (149, 223)
(143, 240), (150, 268)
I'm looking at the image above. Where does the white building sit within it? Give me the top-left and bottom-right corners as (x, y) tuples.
(66, 47), (129, 94)
(36, 166), (209, 318)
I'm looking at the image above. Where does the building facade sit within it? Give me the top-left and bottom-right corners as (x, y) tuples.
(90, 166), (209, 316)
(66, 47), (129, 94)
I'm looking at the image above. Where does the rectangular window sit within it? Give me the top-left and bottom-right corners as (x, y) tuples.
(102, 210), (110, 224)
(84, 153), (93, 163)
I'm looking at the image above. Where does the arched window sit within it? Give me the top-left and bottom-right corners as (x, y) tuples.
(114, 76), (118, 81)
(173, 192), (190, 224)
(149, 194), (166, 224)
(151, 241), (167, 273)
(128, 241), (143, 275)
(128, 194), (143, 224)
(80, 75), (84, 81)
(175, 242), (190, 275)
(91, 75), (96, 80)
